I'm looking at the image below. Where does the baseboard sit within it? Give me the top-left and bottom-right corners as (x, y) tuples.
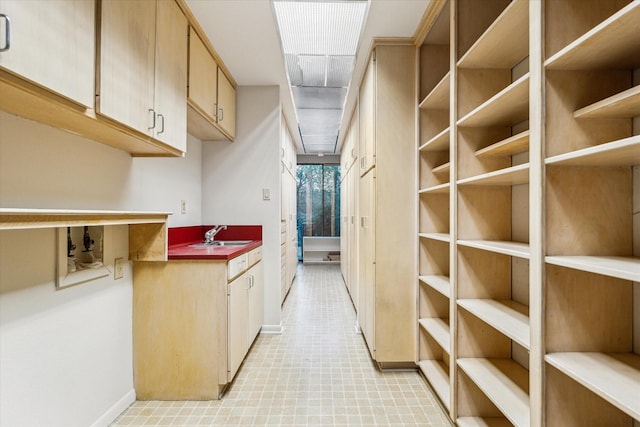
(91, 389), (136, 427)
(260, 323), (283, 334)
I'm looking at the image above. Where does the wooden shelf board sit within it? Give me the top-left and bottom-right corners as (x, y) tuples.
(457, 240), (530, 259)
(420, 232), (451, 243)
(419, 318), (451, 354)
(457, 0), (529, 69)
(0, 208), (170, 230)
(419, 127), (450, 152)
(458, 299), (530, 349)
(458, 74), (529, 128)
(574, 85), (640, 119)
(432, 162), (451, 176)
(545, 2), (640, 70)
(458, 163), (529, 186)
(419, 183), (450, 194)
(545, 135), (640, 167)
(457, 417), (512, 427)
(418, 360), (451, 409)
(476, 130), (530, 159)
(457, 358), (530, 427)
(419, 71), (450, 110)
(545, 256), (640, 283)
(545, 352), (640, 420)
(419, 275), (451, 298)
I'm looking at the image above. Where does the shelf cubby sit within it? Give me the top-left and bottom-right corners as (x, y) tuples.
(545, 261), (638, 425)
(419, 275), (451, 299)
(420, 149), (450, 188)
(420, 191), (450, 235)
(457, 358), (530, 427)
(419, 318), (451, 355)
(457, 163), (529, 187)
(545, 135), (640, 167)
(420, 72), (451, 110)
(420, 127), (450, 152)
(418, 359), (451, 410)
(573, 85), (640, 119)
(457, 0), (529, 69)
(475, 130), (530, 159)
(546, 166), (632, 258)
(457, 299), (530, 349)
(545, 1), (640, 71)
(458, 74), (529, 128)
(546, 352), (640, 421)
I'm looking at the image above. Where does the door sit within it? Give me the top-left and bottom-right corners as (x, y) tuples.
(358, 54), (375, 176)
(188, 27), (217, 122)
(98, 0), (156, 135)
(216, 67), (236, 138)
(358, 168), (375, 356)
(227, 271), (249, 381)
(247, 262), (263, 343)
(0, 0), (95, 107)
(153, 0), (187, 151)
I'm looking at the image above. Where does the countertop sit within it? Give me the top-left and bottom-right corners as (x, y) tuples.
(168, 240), (262, 261)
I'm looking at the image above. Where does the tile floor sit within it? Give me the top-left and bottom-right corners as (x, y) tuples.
(111, 264), (451, 426)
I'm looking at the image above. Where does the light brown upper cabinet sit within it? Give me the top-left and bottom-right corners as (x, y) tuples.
(187, 27), (236, 141)
(216, 68), (236, 139)
(0, 0), (95, 108)
(98, 0), (187, 153)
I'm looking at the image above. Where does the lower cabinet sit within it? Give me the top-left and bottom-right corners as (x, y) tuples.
(227, 260), (263, 382)
(133, 246), (262, 400)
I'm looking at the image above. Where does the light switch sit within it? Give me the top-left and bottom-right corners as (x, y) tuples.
(263, 188), (271, 200)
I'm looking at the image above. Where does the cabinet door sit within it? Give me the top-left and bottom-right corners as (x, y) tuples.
(98, 0), (156, 136)
(188, 27), (217, 121)
(358, 169), (376, 356)
(248, 262), (263, 343)
(153, 0), (187, 151)
(358, 54), (375, 176)
(227, 271), (249, 382)
(217, 67), (236, 139)
(0, 0), (95, 107)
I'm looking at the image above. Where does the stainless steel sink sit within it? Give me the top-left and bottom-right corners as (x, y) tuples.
(188, 240), (253, 248)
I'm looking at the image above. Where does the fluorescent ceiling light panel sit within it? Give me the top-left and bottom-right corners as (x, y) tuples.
(274, 1), (367, 56)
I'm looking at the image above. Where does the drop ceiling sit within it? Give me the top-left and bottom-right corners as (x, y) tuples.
(186, 0), (431, 154)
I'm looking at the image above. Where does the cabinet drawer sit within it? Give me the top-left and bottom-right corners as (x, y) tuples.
(227, 254), (248, 281)
(247, 246), (262, 267)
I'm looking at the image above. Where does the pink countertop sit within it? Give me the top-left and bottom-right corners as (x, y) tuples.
(167, 225), (262, 261)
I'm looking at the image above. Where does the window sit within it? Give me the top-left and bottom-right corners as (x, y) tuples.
(296, 164), (341, 258)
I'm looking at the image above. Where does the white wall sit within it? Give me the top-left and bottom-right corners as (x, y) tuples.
(201, 86), (283, 331)
(0, 111), (203, 426)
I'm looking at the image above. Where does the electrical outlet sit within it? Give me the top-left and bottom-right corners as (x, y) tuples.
(180, 200), (187, 214)
(114, 257), (124, 280)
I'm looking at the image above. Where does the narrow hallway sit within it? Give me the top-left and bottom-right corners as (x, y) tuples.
(112, 264), (451, 426)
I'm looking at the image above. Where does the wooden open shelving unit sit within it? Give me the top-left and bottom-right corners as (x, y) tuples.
(414, 0), (639, 425)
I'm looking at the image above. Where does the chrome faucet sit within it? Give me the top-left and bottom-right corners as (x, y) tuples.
(204, 225), (227, 244)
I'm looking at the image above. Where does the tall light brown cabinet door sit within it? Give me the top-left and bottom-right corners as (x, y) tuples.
(217, 68), (236, 139)
(359, 168), (376, 357)
(153, 0), (187, 151)
(0, 0), (95, 107)
(359, 56), (375, 176)
(98, 0), (156, 135)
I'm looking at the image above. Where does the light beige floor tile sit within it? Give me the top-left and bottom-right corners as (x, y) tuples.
(110, 264), (451, 426)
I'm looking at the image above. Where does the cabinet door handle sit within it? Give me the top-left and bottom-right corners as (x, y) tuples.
(219, 107), (224, 122)
(0, 14), (10, 52)
(148, 109), (156, 130)
(157, 113), (165, 134)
